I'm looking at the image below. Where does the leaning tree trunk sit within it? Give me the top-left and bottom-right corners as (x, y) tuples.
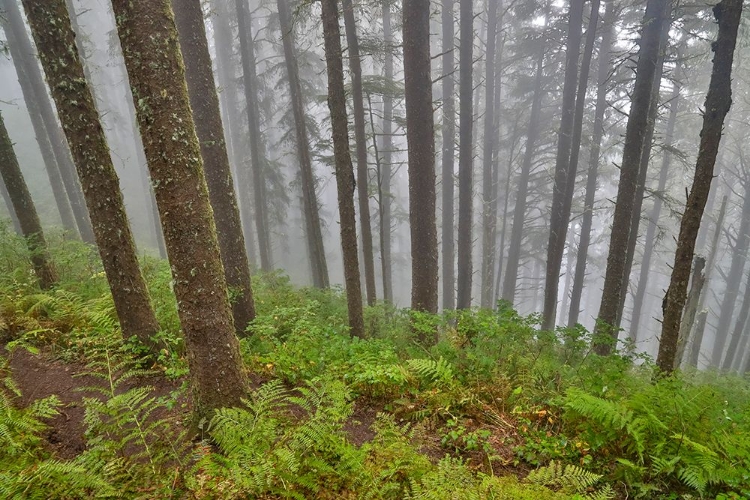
(720, 263), (750, 371)
(342, 0), (376, 306)
(568, 2), (615, 327)
(657, 0), (742, 373)
(0, 175), (22, 235)
(541, 0), (584, 331)
(629, 60), (682, 341)
(321, 0), (365, 338)
(277, 0), (329, 288)
(675, 256), (705, 366)
(111, 0), (247, 421)
(595, 0), (671, 354)
(0, 111), (57, 290)
(502, 43), (545, 304)
(173, 0), (256, 334)
(21, 0), (160, 349)
(456, 0), (474, 310)
(380, 0), (394, 303)
(404, 0), (439, 316)
(480, 0), (499, 309)
(441, 0), (456, 310)
(235, 0), (273, 272)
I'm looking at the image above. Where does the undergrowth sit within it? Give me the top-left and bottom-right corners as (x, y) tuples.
(0, 227), (749, 498)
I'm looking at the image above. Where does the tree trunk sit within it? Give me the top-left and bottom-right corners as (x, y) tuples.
(404, 0), (439, 316)
(568, 2), (615, 327)
(502, 43), (545, 304)
(235, 0), (273, 272)
(720, 261), (750, 370)
(112, 0), (247, 420)
(541, 0), (584, 330)
(341, 0), (376, 306)
(380, 0), (394, 303)
(0, 111), (57, 289)
(676, 257), (705, 367)
(456, 0), (474, 310)
(480, 0), (499, 309)
(0, 174), (22, 235)
(173, 0), (256, 334)
(21, 0), (159, 349)
(629, 61), (682, 341)
(277, 0), (329, 288)
(321, 0), (365, 338)
(657, 0), (741, 373)
(441, 0), (456, 310)
(595, 0), (671, 353)
(687, 195), (728, 367)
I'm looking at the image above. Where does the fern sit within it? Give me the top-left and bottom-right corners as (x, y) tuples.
(406, 357), (455, 388)
(526, 460), (602, 492)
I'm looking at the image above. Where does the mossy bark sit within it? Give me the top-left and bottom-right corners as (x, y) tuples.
(403, 0), (439, 317)
(20, 0), (159, 348)
(321, 0), (365, 339)
(110, 0), (247, 419)
(0, 111), (58, 290)
(172, 0), (256, 334)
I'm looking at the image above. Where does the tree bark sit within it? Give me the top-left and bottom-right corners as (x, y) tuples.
(277, 0), (329, 288)
(21, 0), (160, 349)
(404, 0), (439, 316)
(456, 0), (474, 309)
(629, 61), (682, 341)
(541, 0), (584, 330)
(595, 0), (671, 353)
(657, 0), (742, 373)
(480, 0), (499, 309)
(341, 0), (376, 306)
(0, 111), (58, 289)
(173, 0), (256, 334)
(441, 0), (456, 310)
(111, 0), (247, 420)
(321, 0), (365, 338)
(676, 256), (705, 367)
(380, 0), (394, 303)
(235, 0), (273, 272)
(502, 43), (545, 304)
(568, 2), (615, 327)
(0, 174), (22, 235)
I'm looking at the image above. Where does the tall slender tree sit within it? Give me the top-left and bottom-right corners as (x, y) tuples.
(404, 0), (439, 316)
(342, 0), (376, 306)
(173, 0), (256, 334)
(441, 0), (456, 310)
(456, 0), (474, 309)
(276, 0), (329, 288)
(595, 0), (671, 353)
(320, 0), (365, 338)
(235, 0), (273, 271)
(380, 0), (394, 303)
(657, 0), (742, 373)
(111, 0), (247, 419)
(0, 111), (57, 290)
(20, 0), (159, 348)
(542, 0), (584, 330)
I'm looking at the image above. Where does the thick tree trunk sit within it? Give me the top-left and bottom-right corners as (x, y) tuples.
(657, 0), (741, 373)
(456, 0), (474, 310)
(112, 0), (247, 420)
(480, 0), (499, 309)
(380, 0), (394, 303)
(404, 0), (439, 316)
(687, 195), (727, 367)
(629, 62), (682, 341)
(235, 0), (273, 272)
(21, 0), (159, 348)
(0, 111), (57, 289)
(277, 0), (329, 288)
(173, 0), (256, 334)
(341, 0), (376, 306)
(568, 3), (615, 327)
(321, 0), (365, 338)
(595, 0), (671, 353)
(502, 44), (545, 304)
(541, 0), (584, 330)
(441, 0), (456, 310)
